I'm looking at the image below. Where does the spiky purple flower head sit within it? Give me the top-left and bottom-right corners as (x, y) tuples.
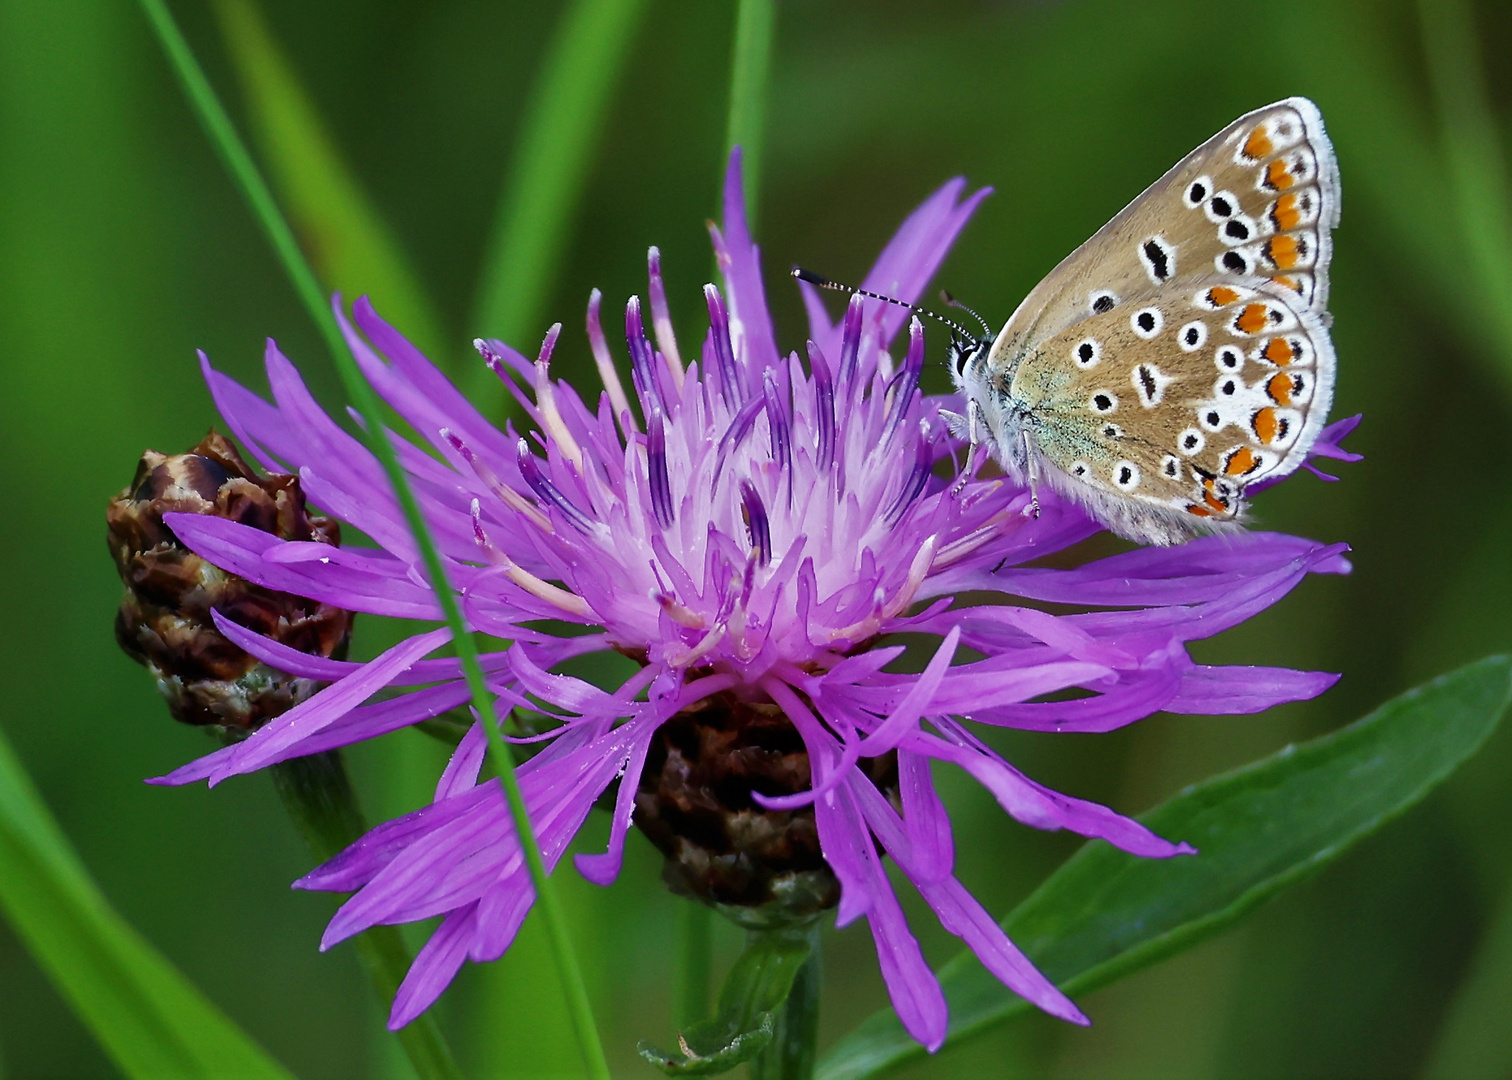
(154, 151), (1356, 1047)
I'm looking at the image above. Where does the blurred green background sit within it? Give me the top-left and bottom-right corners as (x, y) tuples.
(3, 0), (1512, 1076)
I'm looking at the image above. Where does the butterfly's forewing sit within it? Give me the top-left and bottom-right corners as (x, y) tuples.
(992, 97), (1339, 353)
(980, 97), (1340, 544)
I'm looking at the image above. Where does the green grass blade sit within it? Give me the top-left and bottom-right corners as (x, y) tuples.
(211, 0), (448, 362)
(818, 656), (1512, 1080)
(468, 0), (649, 400)
(137, 1), (609, 1074)
(723, 0), (775, 227)
(1301, 6), (1512, 402)
(0, 724), (295, 1079)
(1417, 0), (1512, 390)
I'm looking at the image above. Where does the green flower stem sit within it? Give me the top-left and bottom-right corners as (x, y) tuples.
(269, 755), (461, 1080)
(724, 0), (777, 227)
(675, 902), (714, 1025)
(750, 925), (822, 1080)
(136, 4), (610, 1077)
(469, 0), (650, 405)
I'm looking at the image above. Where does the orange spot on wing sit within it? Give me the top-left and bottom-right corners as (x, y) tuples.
(1266, 159), (1294, 190)
(1264, 338), (1295, 365)
(1267, 373), (1294, 405)
(1253, 407), (1280, 444)
(1208, 286), (1240, 307)
(1235, 303), (1269, 334)
(1203, 490), (1229, 513)
(1272, 193), (1301, 230)
(1244, 126), (1274, 160)
(1187, 504), (1213, 517)
(1272, 275), (1302, 293)
(1225, 447), (1258, 476)
(1266, 234), (1300, 270)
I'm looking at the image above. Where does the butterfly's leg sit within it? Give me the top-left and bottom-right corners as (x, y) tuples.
(1021, 428), (1041, 519)
(952, 398), (984, 495)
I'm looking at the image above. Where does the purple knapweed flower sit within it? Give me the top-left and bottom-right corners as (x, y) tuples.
(154, 151), (1355, 1048)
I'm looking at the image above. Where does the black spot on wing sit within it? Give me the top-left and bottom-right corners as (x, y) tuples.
(1142, 240), (1171, 281)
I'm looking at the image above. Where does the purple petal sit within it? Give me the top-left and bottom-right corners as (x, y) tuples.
(388, 904), (477, 1029)
(858, 627), (960, 755)
(854, 800), (949, 1051)
(711, 148), (779, 375)
(917, 729), (1193, 859)
(163, 514), (442, 620)
(574, 720), (657, 886)
(1164, 665), (1339, 714)
(849, 776), (1087, 1025)
(207, 628), (452, 782)
(436, 721), (489, 800)
(899, 751), (953, 883)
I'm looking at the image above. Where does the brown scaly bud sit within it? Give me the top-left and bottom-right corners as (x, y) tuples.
(634, 689), (899, 929)
(107, 432), (353, 735)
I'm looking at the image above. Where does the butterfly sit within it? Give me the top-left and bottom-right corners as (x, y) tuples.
(931, 97), (1341, 545)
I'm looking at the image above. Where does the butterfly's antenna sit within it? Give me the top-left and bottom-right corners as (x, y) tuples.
(940, 290), (994, 337)
(791, 267), (979, 340)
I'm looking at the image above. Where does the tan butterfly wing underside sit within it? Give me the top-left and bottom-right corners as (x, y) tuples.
(982, 97), (1340, 542)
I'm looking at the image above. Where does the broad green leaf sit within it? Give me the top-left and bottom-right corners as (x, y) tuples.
(641, 926), (815, 1075)
(819, 656), (1512, 1080)
(212, 0), (448, 361)
(0, 724), (294, 1080)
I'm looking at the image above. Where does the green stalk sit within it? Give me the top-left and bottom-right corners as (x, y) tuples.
(270, 755), (461, 1080)
(469, 0), (650, 404)
(135, 3), (610, 1077)
(675, 902), (714, 1025)
(723, 0), (776, 227)
(750, 926), (822, 1080)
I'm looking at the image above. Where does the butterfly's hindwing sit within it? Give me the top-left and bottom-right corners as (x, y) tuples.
(1007, 276), (1334, 536)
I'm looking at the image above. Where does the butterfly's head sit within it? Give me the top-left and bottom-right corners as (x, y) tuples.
(946, 330), (991, 389)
